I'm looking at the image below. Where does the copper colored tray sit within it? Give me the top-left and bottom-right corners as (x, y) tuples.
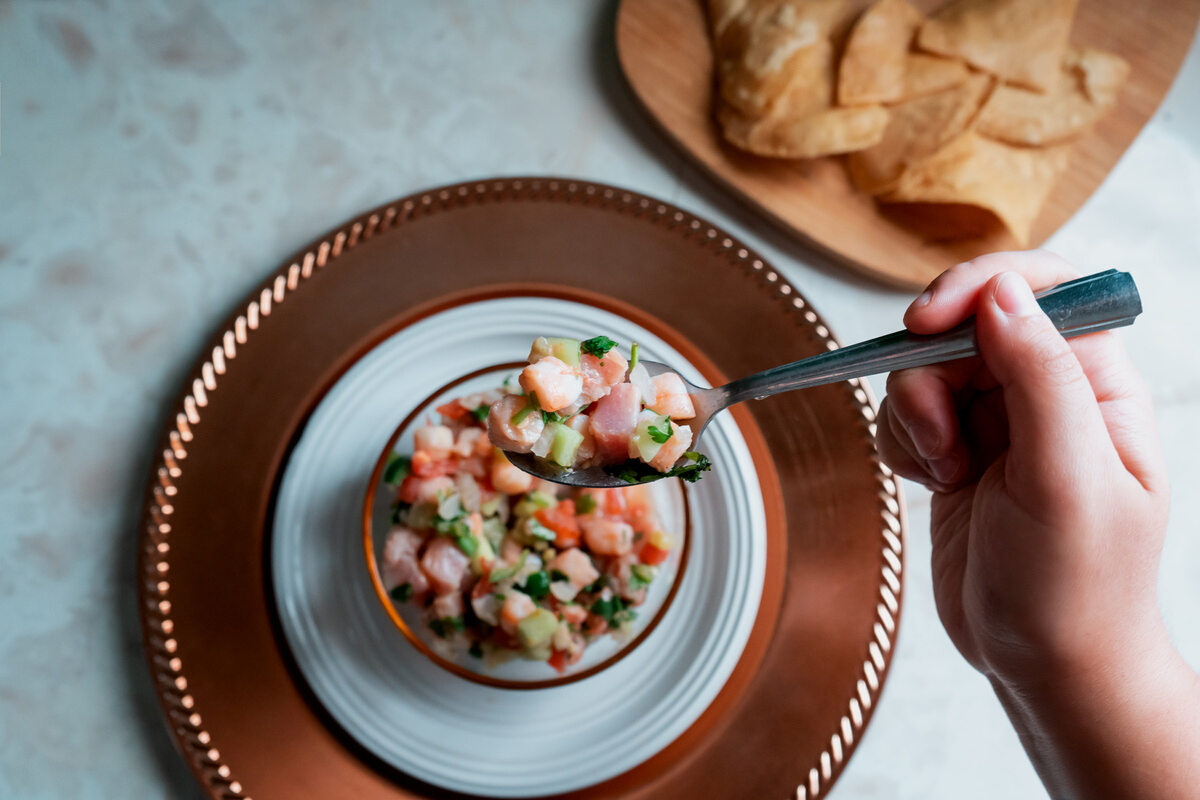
(616, 0), (1200, 289)
(138, 178), (907, 800)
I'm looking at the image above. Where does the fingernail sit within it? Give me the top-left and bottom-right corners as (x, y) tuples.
(906, 421), (941, 459)
(929, 456), (959, 484)
(911, 290), (933, 310)
(993, 273), (1040, 317)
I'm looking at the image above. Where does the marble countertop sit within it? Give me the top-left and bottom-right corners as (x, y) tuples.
(1, 3), (1197, 798)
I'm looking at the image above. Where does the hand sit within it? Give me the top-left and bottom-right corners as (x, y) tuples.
(878, 251), (1197, 799)
(878, 250), (1169, 679)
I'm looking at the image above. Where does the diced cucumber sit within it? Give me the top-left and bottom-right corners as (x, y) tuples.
(546, 337), (582, 368)
(516, 608), (559, 649)
(547, 422), (584, 467)
(514, 491), (557, 518)
(470, 535), (496, 576)
(629, 412), (671, 463)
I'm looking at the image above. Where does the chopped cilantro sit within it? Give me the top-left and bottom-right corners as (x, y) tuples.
(469, 640), (484, 659)
(576, 494), (596, 515)
(584, 574), (608, 594)
(470, 405), (490, 423)
(541, 409), (563, 425)
(605, 451), (713, 485)
(389, 583), (414, 602)
(549, 569), (569, 582)
(391, 502), (411, 525)
(629, 342), (640, 371)
(517, 571), (551, 600)
(580, 336), (618, 359)
(434, 513), (478, 557)
(383, 453), (411, 485)
(647, 419), (673, 444)
(429, 616), (466, 638)
(591, 595), (635, 627)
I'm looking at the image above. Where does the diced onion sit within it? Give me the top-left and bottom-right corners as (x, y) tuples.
(550, 580), (579, 603)
(455, 473), (481, 513)
(630, 363), (656, 405)
(531, 424), (556, 458)
(437, 493), (462, 521)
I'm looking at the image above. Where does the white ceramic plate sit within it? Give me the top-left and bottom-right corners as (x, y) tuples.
(271, 296), (767, 797)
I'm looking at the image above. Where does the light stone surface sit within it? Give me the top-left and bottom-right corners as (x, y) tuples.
(0, 2), (1196, 799)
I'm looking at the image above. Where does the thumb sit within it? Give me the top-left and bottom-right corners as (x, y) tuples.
(975, 272), (1115, 499)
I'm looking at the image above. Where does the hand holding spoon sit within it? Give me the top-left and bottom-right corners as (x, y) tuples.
(506, 270), (1142, 489)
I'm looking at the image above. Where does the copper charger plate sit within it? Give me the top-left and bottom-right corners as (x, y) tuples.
(138, 177), (907, 800)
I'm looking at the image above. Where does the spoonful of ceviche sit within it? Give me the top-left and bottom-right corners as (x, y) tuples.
(492, 270), (1142, 489)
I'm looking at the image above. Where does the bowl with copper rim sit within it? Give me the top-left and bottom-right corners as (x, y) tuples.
(362, 363), (692, 690)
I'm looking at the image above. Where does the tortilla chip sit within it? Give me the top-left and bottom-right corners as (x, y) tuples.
(709, 0), (853, 118)
(977, 47), (1129, 145)
(720, 101), (891, 157)
(838, 0), (924, 105)
(901, 53), (971, 100)
(1067, 46), (1131, 104)
(847, 71), (993, 194)
(880, 131), (1073, 245)
(917, 0), (1079, 93)
(710, 0), (887, 157)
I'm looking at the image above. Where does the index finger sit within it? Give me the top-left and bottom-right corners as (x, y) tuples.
(905, 250), (1081, 335)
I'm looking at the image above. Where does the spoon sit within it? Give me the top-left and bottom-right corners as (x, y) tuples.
(507, 269), (1142, 488)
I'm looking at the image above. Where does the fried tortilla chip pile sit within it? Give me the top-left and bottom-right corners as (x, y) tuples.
(707, 0), (1130, 245)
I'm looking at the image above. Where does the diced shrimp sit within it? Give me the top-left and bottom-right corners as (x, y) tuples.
(551, 548), (600, 589)
(579, 351), (628, 404)
(565, 413), (596, 465)
(414, 424), (455, 460)
(519, 357), (583, 412)
(499, 534), (523, 563)
(382, 527), (430, 597)
(431, 592), (464, 620)
(589, 384), (641, 463)
(457, 456), (487, 478)
(487, 394), (545, 454)
(420, 536), (471, 595)
(648, 372), (696, 420)
(609, 555), (647, 605)
(649, 423), (693, 472)
(560, 604), (588, 626)
(500, 591), (537, 634)
(580, 518), (634, 556)
(415, 476), (455, 504)
(491, 450), (534, 495)
(412, 450), (456, 478)
(455, 427), (486, 457)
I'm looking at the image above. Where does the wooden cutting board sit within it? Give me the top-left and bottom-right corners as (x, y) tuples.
(616, 0), (1200, 289)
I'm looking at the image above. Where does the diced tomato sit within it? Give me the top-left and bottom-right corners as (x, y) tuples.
(397, 475), (421, 504)
(534, 499), (580, 548)
(412, 450), (457, 478)
(639, 543), (669, 566)
(547, 648), (569, 674)
(436, 402), (469, 422)
(584, 613), (608, 636)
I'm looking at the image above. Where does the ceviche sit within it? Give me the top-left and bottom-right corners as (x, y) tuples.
(380, 384), (678, 671)
(487, 336), (711, 483)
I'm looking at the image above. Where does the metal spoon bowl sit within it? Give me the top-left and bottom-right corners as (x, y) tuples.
(508, 270), (1142, 488)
